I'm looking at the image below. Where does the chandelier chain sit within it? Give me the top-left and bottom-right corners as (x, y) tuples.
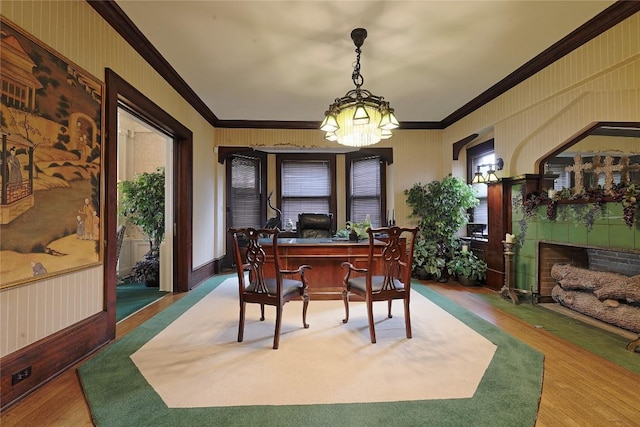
(352, 46), (364, 89)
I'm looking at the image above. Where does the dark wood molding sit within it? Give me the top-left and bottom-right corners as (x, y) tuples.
(346, 147), (394, 165)
(105, 68), (194, 292)
(217, 146), (256, 164)
(191, 260), (218, 287)
(0, 313), (109, 411)
(88, 1), (640, 131)
(452, 133), (479, 160)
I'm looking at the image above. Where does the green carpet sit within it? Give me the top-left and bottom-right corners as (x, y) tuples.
(116, 282), (168, 323)
(475, 293), (640, 374)
(79, 275), (543, 427)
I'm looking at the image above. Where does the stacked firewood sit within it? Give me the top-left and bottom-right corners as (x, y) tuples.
(550, 264), (640, 334)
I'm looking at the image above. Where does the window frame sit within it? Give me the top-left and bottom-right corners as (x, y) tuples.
(276, 153), (337, 230)
(466, 139), (494, 234)
(345, 151), (387, 227)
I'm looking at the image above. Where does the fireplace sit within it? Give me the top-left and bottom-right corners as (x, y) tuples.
(537, 240), (640, 302)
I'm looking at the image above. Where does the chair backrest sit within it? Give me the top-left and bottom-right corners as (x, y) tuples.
(229, 227), (282, 295)
(297, 213), (333, 238)
(366, 226), (418, 290)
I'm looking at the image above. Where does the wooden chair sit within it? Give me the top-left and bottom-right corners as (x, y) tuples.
(341, 226), (418, 343)
(229, 227), (311, 349)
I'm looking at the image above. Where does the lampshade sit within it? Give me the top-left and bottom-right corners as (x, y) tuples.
(485, 169), (499, 182)
(471, 169), (485, 184)
(321, 28), (398, 147)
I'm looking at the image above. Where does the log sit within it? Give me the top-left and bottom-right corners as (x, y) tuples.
(593, 276), (640, 304)
(550, 264), (629, 292)
(551, 285), (640, 333)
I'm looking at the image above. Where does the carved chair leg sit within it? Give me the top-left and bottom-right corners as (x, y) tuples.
(342, 288), (350, 323)
(367, 299), (376, 344)
(387, 300), (393, 318)
(302, 293), (310, 329)
(404, 298), (412, 339)
(273, 306), (283, 350)
(260, 303), (265, 321)
(238, 301), (246, 342)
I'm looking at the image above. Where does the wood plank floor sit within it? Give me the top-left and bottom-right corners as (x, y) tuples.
(1, 279), (639, 426)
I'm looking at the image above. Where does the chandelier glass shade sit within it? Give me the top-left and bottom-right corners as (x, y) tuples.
(321, 28), (399, 147)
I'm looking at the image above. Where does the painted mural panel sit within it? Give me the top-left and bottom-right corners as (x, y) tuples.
(0, 18), (103, 289)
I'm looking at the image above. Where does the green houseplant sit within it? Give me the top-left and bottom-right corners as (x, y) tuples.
(118, 167), (165, 286)
(447, 250), (487, 286)
(405, 174), (479, 281)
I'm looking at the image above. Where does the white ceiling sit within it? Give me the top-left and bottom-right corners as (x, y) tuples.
(114, 0), (615, 124)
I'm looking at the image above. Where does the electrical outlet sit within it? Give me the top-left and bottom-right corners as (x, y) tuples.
(11, 366), (31, 385)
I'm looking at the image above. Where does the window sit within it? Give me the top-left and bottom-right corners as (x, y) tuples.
(227, 153), (265, 228)
(467, 140), (494, 236)
(346, 154), (385, 227)
(277, 154), (336, 227)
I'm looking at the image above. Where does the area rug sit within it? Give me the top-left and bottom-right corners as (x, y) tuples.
(79, 275), (543, 426)
(116, 281), (168, 323)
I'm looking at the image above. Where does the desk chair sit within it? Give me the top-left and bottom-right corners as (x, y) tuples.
(341, 226), (418, 343)
(297, 213), (333, 238)
(229, 227), (311, 349)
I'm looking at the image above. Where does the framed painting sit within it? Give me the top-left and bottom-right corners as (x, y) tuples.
(0, 17), (104, 289)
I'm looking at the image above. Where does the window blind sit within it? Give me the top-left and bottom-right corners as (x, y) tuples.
(230, 156), (261, 228)
(281, 160), (330, 222)
(350, 156), (381, 226)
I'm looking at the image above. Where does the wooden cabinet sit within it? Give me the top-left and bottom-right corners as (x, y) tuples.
(485, 180), (508, 290)
(485, 175), (540, 291)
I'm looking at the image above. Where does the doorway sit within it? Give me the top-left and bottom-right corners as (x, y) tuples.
(117, 107), (173, 292)
(104, 69), (193, 336)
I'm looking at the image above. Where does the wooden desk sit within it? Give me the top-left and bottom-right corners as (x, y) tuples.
(262, 238), (387, 300)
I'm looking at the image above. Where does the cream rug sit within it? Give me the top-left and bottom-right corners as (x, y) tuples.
(130, 278), (496, 408)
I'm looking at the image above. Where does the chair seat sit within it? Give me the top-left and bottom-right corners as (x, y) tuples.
(347, 276), (405, 293)
(246, 278), (304, 297)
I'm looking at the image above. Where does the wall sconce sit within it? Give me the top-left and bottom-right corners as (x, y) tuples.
(471, 158), (504, 184)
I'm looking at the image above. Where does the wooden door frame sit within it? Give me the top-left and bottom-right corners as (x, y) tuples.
(104, 69), (193, 336)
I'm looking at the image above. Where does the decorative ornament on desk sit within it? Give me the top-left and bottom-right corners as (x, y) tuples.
(284, 218), (294, 231)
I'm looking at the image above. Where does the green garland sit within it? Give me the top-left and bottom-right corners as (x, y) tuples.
(513, 183), (639, 244)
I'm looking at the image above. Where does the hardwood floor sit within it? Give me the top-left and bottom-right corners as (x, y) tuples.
(1, 279), (639, 426)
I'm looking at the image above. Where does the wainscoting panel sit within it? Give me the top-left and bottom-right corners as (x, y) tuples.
(0, 265), (103, 357)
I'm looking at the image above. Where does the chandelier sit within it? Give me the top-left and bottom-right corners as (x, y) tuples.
(320, 28), (399, 147)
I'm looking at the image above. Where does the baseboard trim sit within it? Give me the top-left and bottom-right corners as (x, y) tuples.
(0, 312), (110, 412)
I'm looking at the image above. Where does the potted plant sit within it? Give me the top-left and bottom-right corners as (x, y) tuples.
(412, 237), (446, 280)
(118, 167), (165, 286)
(405, 174), (479, 281)
(447, 250), (487, 286)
